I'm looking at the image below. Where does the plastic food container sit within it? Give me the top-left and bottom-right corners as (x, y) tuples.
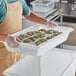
(3, 48), (76, 76)
(30, 1), (55, 12)
(4, 25), (73, 56)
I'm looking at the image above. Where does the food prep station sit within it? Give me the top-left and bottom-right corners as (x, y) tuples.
(3, 0), (76, 76)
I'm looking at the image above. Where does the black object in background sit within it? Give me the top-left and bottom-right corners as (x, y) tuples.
(25, 0), (35, 5)
(67, 0), (74, 3)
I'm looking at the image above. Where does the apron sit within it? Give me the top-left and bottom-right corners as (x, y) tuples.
(0, 0), (24, 76)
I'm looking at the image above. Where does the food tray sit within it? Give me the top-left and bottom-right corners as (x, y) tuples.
(4, 25), (73, 56)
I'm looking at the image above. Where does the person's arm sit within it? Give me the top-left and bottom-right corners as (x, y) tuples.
(0, 1), (7, 41)
(25, 12), (47, 24)
(25, 12), (58, 27)
(21, 0), (58, 26)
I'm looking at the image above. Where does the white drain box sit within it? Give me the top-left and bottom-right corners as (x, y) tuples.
(3, 48), (75, 76)
(30, 1), (55, 12)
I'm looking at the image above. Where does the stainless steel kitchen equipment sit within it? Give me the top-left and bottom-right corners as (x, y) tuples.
(54, 0), (76, 50)
(59, 0), (75, 14)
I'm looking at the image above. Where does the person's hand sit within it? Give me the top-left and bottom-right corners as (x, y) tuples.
(5, 36), (22, 48)
(46, 21), (58, 27)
